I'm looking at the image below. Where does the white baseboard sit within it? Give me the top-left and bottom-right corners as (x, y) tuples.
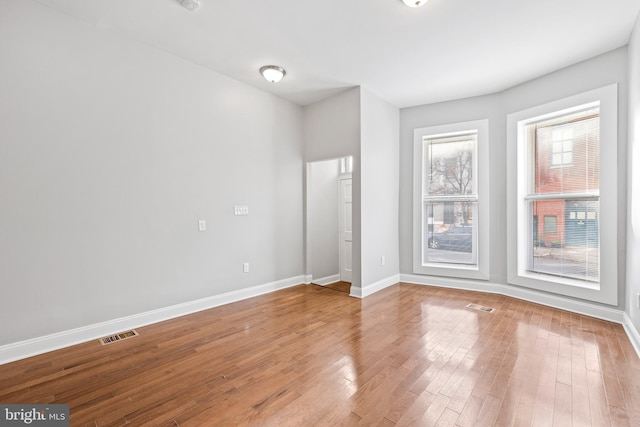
(623, 312), (640, 359)
(349, 286), (362, 298)
(351, 274), (400, 298)
(0, 275), (305, 366)
(303, 275), (313, 284)
(311, 274), (340, 286)
(400, 274), (624, 324)
(5, 273), (638, 365)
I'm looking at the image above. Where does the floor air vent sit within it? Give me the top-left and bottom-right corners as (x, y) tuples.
(99, 330), (138, 345)
(466, 303), (495, 313)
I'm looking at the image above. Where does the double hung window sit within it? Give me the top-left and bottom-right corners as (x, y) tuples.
(413, 120), (489, 280)
(507, 85), (617, 304)
(526, 106), (600, 282)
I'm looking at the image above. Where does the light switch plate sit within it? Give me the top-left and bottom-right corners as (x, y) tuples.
(234, 206), (249, 215)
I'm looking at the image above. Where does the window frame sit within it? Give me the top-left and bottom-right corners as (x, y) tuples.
(506, 84), (618, 305)
(413, 119), (490, 280)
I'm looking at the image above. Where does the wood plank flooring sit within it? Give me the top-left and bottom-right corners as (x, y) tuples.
(1, 283), (640, 426)
(318, 281), (351, 294)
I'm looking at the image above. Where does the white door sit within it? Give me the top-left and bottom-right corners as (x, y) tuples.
(339, 177), (353, 283)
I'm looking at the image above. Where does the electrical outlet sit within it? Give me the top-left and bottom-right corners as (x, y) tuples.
(381, 256), (385, 266)
(243, 262), (249, 273)
(198, 220), (206, 231)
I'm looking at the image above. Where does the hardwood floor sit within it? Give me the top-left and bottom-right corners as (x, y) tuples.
(1, 283), (640, 426)
(318, 281), (351, 294)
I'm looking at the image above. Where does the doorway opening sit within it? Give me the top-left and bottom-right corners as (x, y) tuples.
(306, 156), (353, 294)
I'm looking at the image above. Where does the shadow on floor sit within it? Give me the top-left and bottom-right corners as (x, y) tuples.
(313, 281), (351, 294)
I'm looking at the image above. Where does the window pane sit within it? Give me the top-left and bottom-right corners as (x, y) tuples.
(533, 110), (599, 190)
(340, 156), (353, 174)
(530, 199), (599, 282)
(424, 133), (476, 196)
(424, 202), (476, 265)
(543, 215), (557, 233)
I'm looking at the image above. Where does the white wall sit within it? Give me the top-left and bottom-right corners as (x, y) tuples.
(303, 87), (400, 293)
(303, 88), (361, 288)
(627, 15), (640, 330)
(0, 1), (304, 346)
(303, 88), (362, 163)
(307, 159), (340, 281)
(360, 88), (400, 290)
(400, 47), (628, 308)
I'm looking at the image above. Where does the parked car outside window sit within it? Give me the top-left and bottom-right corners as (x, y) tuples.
(427, 226), (473, 252)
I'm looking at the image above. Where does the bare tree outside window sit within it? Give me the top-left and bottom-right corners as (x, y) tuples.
(426, 137), (475, 226)
(427, 144), (473, 196)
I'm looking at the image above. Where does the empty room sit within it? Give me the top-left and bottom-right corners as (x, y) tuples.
(2, 0), (640, 425)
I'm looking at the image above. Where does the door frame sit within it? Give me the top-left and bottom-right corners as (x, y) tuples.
(338, 174), (353, 283)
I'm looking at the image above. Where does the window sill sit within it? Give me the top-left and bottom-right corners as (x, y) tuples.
(507, 270), (617, 305)
(414, 263), (489, 281)
(516, 270), (600, 291)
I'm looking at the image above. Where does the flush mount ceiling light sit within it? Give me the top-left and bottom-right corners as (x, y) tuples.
(401, 0), (428, 7)
(179, 0), (200, 11)
(259, 65), (286, 83)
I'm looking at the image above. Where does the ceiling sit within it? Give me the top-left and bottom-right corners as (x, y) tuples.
(33, 0), (640, 108)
